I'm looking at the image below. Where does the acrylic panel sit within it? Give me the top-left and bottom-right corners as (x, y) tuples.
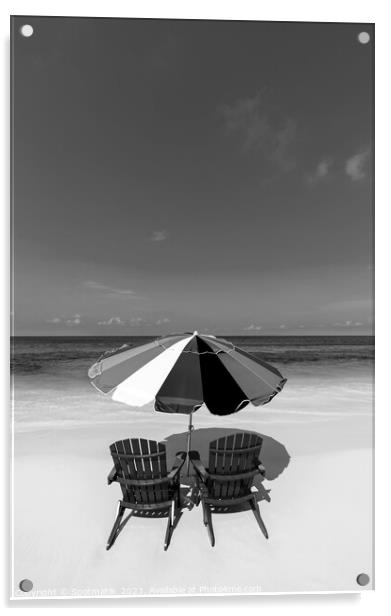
(10, 16), (374, 599)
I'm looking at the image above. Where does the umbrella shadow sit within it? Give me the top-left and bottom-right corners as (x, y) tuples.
(162, 427), (291, 511)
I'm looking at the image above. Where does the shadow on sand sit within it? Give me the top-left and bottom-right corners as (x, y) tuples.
(162, 427), (291, 513)
(162, 427), (291, 482)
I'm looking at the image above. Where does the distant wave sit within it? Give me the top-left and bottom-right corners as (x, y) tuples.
(250, 350), (374, 364)
(10, 335), (374, 375)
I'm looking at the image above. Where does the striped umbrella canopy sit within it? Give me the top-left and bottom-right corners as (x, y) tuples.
(88, 331), (287, 463)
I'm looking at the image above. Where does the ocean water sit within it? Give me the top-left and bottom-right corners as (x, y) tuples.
(11, 335), (374, 373)
(11, 336), (374, 430)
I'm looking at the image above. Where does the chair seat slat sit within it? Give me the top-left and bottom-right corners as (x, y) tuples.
(120, 499), (173, 511)
(208, 469), (258, 482)
(113, 450), (167, 460)
(210, 444), (261, 454)
(117, 476), (173, 487)
(204, 493), (255, 506)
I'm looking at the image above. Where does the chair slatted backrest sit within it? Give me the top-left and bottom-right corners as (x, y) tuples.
(110, 438), (170, 505)
(208, 433), (263, 499)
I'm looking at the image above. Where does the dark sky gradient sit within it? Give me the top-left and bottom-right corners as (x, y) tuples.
(12, 17), (374, 335)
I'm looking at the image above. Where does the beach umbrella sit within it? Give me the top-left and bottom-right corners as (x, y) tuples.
(88, 331), (287, 469)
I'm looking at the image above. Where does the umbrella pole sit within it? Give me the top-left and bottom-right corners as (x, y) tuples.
(186, 411), (194, 476)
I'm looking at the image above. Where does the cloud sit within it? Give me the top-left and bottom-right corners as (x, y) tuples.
(129, 316), (144, 326)
(221, 90), (297, 171)
(244, 324), (263, 331)
(47, 317), (62, 323)
(306, 158), (332, 183)
(279, 324), (286, 329)
(150, 230), (168, 242)
(65, 314), (81, 326)
(332, 320), (364, 327)
(345, 148), (371, 181)
(155, 317), (171, 325)
(97, 316), (125, 326)
(84, 280), (137, 297)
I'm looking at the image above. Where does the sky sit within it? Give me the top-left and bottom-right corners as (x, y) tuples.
(12, 17), (374, 335)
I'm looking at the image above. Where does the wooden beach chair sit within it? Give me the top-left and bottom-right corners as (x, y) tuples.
(189, 432), (269, 546)
(106, 438), (186, 551)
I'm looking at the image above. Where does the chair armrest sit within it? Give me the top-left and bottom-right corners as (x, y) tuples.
(257, 462), (266, 477)
(167, 451), (187, 480)
(189, 450), (208, 483)
(107, 465), (118, 485)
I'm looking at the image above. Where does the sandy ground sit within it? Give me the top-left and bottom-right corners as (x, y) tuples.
(12, 396), (374, 598)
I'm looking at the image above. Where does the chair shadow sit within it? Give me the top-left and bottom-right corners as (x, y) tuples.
(162, 427), (291, 512)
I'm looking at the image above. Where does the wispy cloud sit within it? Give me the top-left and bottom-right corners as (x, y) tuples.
(150, 230), (168, 242)
(65, 314), (81, 326)
(47, 317), (62, 323)
(345, 148), (371, 181)
(221, 90), (297, 171)
(244, 323), (263, 331)
(97, 316), (125, 326)
(129, 316), (144, 326)
(333, 320), (364, 327)
(306, 158), (332, 184)
(155, 317), (171, 325)
(84, 280), (138, 297)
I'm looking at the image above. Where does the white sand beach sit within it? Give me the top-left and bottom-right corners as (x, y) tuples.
(12, 360), (374, 598)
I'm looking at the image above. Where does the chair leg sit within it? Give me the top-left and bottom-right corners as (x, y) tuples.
(194, 490), (201, 507)
(164, 500), (175, 551)
(203, 502), (215, 547)
(201, 500), (208, 525)
(193, 477), (201, 506)
(176, 482), (182, 508)
(250, 495), (269, 539)
(106, 502), (125, 550)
